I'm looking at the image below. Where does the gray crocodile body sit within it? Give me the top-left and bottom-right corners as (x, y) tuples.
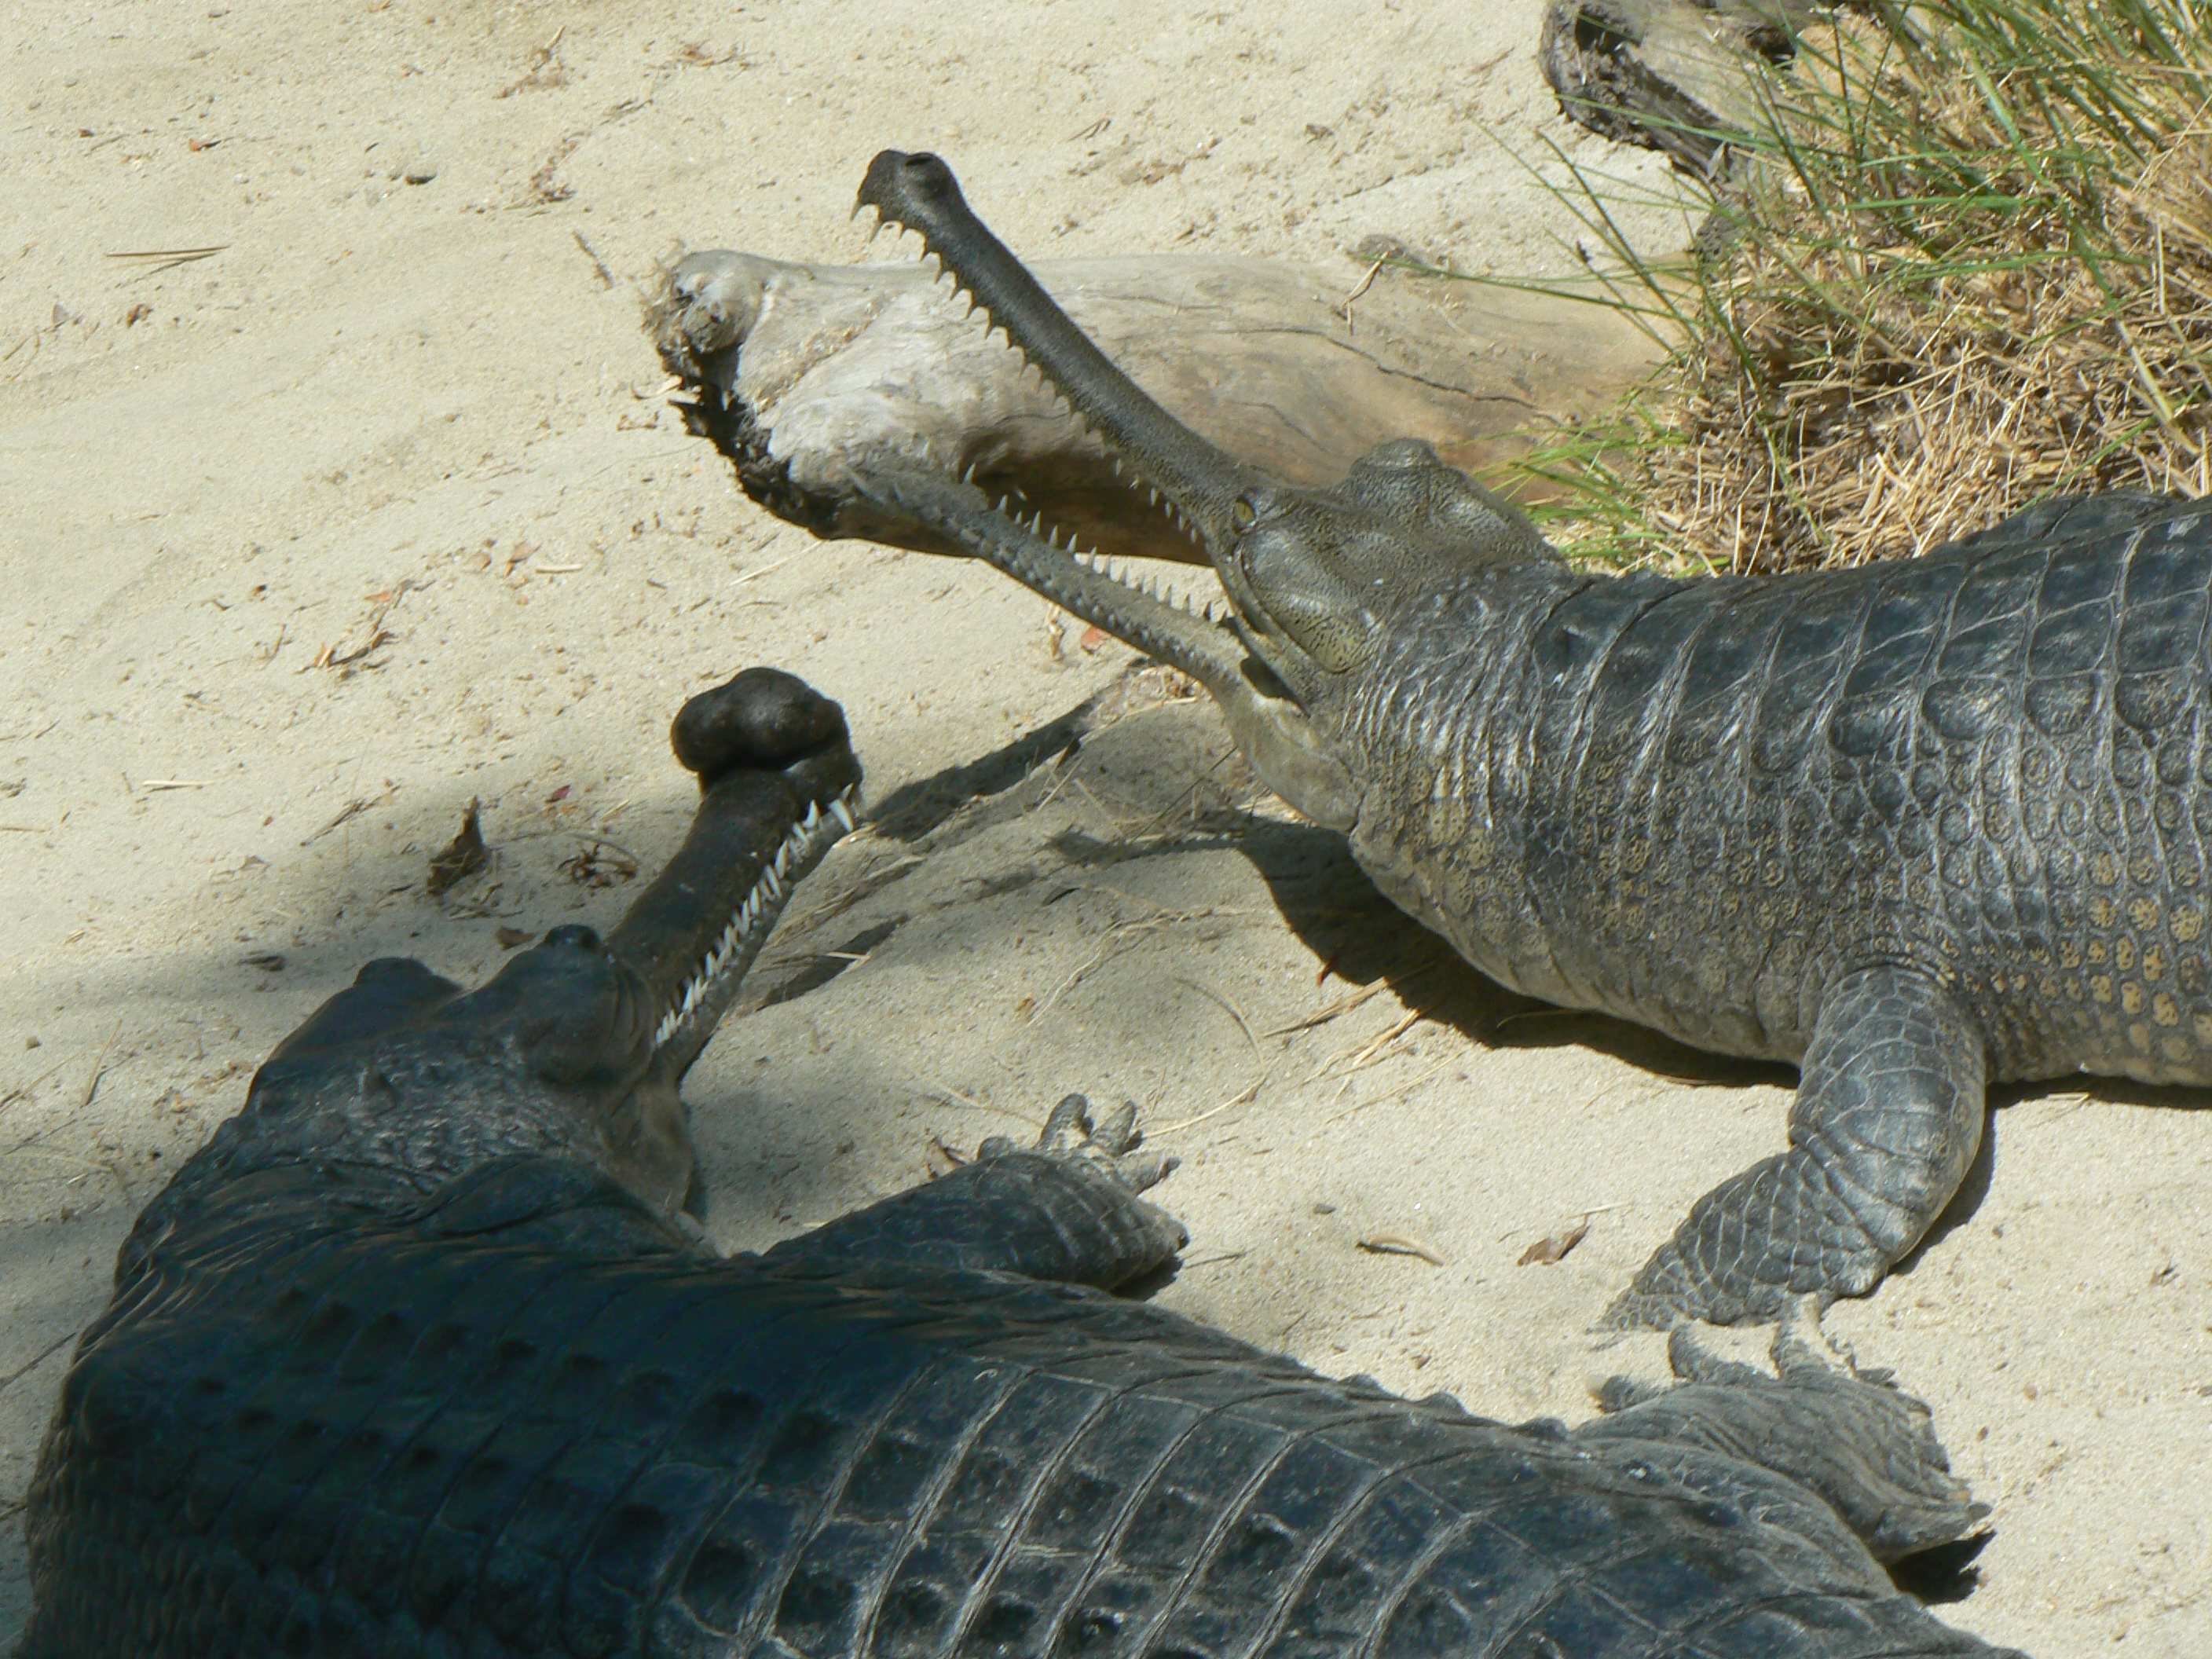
(18, 671), (2018, 1657)
(1345, 491), (2212, 1086)
(711, 151), (2212, 1329)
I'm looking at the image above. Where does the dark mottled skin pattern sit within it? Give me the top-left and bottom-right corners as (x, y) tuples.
(17, 664), (2016, 1657)
(20, 1149), (2014, 1659)
(1339, 494), (2212, 1319)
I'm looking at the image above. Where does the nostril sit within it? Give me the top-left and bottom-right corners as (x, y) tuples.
(543, 925), (602, 953)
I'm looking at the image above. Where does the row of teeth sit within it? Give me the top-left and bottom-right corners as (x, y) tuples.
(1105, 454), (1205, 547)
(1070, 547), (1223, 622)
(650, 786), (861, 1050)
(872, 210), (1207, 554)
(943, 471), (1223, 624)
(889, 473), (1229, 641)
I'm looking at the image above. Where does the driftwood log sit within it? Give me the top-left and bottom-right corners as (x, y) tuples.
(652, 251), (1661, 568)
(1539, 0), (1848, 177)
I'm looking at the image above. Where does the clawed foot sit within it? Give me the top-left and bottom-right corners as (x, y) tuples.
(980, 1093), (1178, 1196)
(1588, 1306), (1988, 1565)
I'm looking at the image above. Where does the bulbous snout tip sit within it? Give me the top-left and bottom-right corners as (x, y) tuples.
(672, 666), (850, 784)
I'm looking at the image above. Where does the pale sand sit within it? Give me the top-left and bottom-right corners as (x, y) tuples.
(1, 4), (2206, 1650)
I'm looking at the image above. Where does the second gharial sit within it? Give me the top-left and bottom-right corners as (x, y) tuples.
(16, 668), (2016, 1656)
(658, 151), (2212, 1331)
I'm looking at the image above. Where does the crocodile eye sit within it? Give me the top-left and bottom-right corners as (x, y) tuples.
(1232, 497), (1257, 531)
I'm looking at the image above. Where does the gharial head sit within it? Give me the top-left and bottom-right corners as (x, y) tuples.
(844, 150), (1558, 830)
(222, 668), (860, 1223)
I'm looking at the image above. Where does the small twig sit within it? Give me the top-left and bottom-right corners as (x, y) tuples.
(1179, 1250), (1249, 1270)
(1149, 1077), (1262, 1137)
(920, 1082), (1042, 1128)
(1358, 1231), (1446, 1265)
(1267, 979), (1391, 1037)
(0, 1056), (71, 1114)
(0, 1330), (75, 1393)
(1499, 1200), (1628, 1245)
(1321, 1058), (1454, 1126)
(731, 555), (792, 585)
(303, 786), (396, 845)
(79, 1020), (122, 1111)
(565, 830), (643, 867)
(571, 229), (614, 289)
(1337, 254), (1386, 332)
(1174, 976), (1262, 1065)
(1310, 998), (1444, 1083)
(103, 244), (227, 273)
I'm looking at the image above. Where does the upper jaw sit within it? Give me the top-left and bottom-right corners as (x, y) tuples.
(852, 150), (1265, 566)
(848, 151), (1376, 822)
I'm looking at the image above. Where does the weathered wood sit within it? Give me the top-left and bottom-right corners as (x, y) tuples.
(1540, 0), (1827, 176)
(654, 250), (1661, 567)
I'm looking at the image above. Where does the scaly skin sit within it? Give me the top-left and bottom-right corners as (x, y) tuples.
(16, 672), (2020, 1657)
(798, 151), (2212, 1329)
(1340, 494), (2212, 1322)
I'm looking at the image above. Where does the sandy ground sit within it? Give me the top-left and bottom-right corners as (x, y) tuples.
(1, 2), (2207, 1650)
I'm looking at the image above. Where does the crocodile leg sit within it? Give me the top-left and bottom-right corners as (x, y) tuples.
(1607, 964), (1987, 1328)
(1580, 1323), (1989, 1565)
(758, 1094), (1188, 1287)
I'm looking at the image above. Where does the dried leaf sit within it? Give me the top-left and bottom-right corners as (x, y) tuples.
(1518, 1217), (1591, 1266)
(427, 800), (488, 895)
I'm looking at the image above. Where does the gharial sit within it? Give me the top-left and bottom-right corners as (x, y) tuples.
(655, 149), (2212, 1331)
(16, 666), (2020, 1656)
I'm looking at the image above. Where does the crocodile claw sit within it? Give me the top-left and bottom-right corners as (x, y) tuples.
(978, 1092), (1179, 1196)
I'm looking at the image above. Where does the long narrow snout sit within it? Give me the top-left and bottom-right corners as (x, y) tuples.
(604, 666), (862, 1079)
(855, 149), (1263, 556)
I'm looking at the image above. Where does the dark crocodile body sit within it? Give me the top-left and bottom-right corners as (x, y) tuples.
(21, 1159), (2013, 1659)
(1346, 493), (2212, 1086)
(776, 152), (2212, 1329)
(17, 668), (2018, 1657)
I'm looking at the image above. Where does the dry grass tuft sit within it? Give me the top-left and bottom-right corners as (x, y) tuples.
(1514, 0), (2212, 573)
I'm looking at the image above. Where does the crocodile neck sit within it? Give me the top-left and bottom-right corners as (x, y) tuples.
(1330, 558), (1820, 1058)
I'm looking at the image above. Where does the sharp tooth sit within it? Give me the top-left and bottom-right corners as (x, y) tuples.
(804, 800), (822, 829)
(1148, 488), (1160, 507)
(764, 866), (784, 897)
(831, 797), (856, 831)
